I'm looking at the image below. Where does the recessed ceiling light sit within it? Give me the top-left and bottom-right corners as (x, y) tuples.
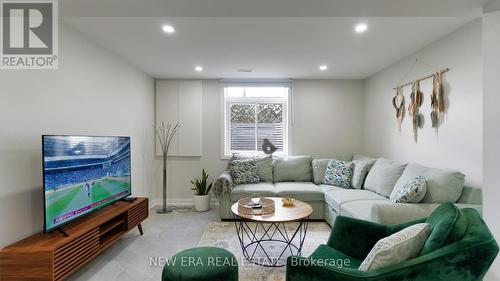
(162, 25), (175, 34)
(195, 66), (203, 72)
(355, 23), (368, 33)
(319, 65), (328, 71)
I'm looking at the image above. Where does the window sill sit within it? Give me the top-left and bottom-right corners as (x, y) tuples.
(221, 152), (289, 160)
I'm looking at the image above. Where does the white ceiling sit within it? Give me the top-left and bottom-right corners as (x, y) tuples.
(62, 0), (487, 79)
(66, 17), (474, 79)
(60, 0), (488, 17)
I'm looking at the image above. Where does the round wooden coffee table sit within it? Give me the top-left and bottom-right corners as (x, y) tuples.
(231, 197), (313, 267)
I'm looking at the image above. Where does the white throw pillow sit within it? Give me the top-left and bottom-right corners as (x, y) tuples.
(390, 175), (427, 203)
(358, 223), (431, 271)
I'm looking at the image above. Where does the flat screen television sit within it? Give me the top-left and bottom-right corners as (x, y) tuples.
(42, 135), (131, 232)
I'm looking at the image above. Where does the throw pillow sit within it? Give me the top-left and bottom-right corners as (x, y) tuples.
(390, 175), (427, 203)
(358, 223), (431, 271)
(351, 158), (377, 189)
(230, 153), (273, 182)
(364, 158), (407, 198)
(228, 159), (260, 185)
(393, 163), (465, 203)
(323, 160), (354, 188)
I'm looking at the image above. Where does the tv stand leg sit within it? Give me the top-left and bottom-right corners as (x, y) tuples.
(137, 223), (144, 235)
(56, 227), (70, 237)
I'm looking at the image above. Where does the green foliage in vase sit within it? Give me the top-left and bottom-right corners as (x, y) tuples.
(191, 169), (213, 195)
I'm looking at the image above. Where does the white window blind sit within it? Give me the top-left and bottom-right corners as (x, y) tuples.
(223, 82), (290, 156)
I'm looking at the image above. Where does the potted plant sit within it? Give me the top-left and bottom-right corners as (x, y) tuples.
(190, 169), (213, 212)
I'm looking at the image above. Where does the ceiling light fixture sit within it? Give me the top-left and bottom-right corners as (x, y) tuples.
(355, 23), (368, 33)
(319, 65), (328, 71)
(195, 66), (203, 72)
(162, 25), (175, 34)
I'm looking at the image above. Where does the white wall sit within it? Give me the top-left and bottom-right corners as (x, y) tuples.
(363, 19), (483, 188)
(483, 9), (500, 281)
(153, 79), (365, 203)
(0, 23), (155, 247)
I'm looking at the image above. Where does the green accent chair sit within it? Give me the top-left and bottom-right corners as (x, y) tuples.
(286, 203), (499, 281)
(162, 247), (238, 281)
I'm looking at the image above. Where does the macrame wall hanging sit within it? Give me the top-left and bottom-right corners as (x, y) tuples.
(392, 59), (449, 143)
(430, 72), (445, 129)
(392, 86), (405, 131)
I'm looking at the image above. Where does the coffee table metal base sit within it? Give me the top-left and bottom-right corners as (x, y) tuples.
(233, 215), (309, 267)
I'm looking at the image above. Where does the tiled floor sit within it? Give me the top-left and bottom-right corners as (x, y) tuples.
(68, 208), (219, 281)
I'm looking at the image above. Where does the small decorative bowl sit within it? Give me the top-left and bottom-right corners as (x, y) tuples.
(281, 197), (295, 206)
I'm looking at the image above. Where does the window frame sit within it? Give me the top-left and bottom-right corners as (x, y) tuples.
(222, 85), (291, 158)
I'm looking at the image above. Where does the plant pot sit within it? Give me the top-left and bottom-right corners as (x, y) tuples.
(193, 194), (210, 212)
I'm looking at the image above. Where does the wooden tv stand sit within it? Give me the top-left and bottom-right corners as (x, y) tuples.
(0, 197), (148, 281)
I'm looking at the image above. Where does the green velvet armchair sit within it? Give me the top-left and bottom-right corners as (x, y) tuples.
(286, 205), (498, 281)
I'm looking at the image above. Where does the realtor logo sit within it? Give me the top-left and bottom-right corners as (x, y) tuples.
(1, 0), (58, 69)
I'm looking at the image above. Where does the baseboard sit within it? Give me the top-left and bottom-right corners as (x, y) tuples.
(150, 198), (219, 209)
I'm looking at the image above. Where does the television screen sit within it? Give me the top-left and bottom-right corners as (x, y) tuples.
(42, 135), (131, 232)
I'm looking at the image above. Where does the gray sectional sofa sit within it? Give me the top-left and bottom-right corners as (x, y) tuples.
(215, 154), (482, 226)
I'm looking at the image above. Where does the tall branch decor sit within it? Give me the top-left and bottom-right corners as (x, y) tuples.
(154, 121), (180, 214)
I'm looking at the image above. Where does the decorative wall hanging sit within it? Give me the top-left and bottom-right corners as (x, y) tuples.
(409, 81), (424, 142)
(430, 72), (445, 129)
(392, 59), (450, 142)
(392, 87), (405, 131)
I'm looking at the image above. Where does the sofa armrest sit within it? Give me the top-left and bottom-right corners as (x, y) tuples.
(213, 171), (233, 199)
(326, 216), (392, 261)
(370, 203), (439, 225)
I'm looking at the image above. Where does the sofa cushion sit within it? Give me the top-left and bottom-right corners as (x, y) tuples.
(324, 189), (387, 213)
(358, 223), (431, 271)
(390, 175), (427, 203)
(309, 244), (362, 270)
(339, 200), (389, 222)
(230, 153), (273, 182)
(394, 163), (465, 203)
(228, 159), (260, 185)
(318, 184), (344, 194)
(364, 158), (407, 198)
(275, 182), (323, 201)
(457, 186), (482, 204)
(351, 158), (377, 189)
(323, 160), (354, 188)
(273, 156), (312, 182)
(229, 183), (276, 201)
(419, 202), (468, 255)
(312, 159), (332, 185)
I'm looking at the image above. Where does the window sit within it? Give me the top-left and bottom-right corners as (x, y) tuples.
(223, 84), (290, 156)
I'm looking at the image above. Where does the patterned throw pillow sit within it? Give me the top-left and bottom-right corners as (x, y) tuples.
(390, 175), (427, 203)
(322, 160), (354, 188)
(230, 153), (273, 182)
(228, 159), (260, 185)
(358, 223), (431, 271)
